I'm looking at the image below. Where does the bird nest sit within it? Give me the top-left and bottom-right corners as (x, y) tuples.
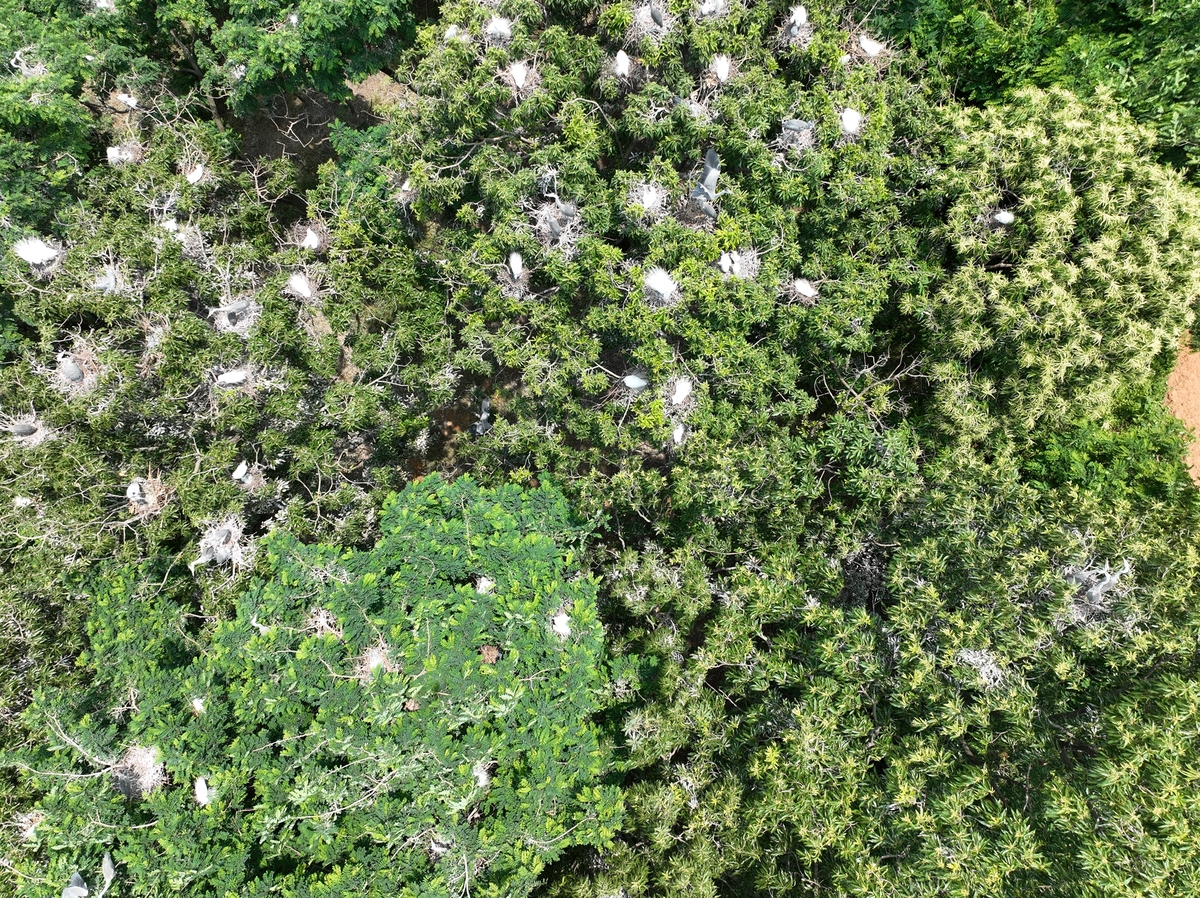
(676, 194), (718, 230)
(290, 221), (330, 253)
(627, 3), (676, 44)
(501, 60), (540, 103)
(189, 515), (252, 574)
(625, 181), (670, 226)
(701, 54), (737, 91)
(11, 237), (64, 277)
(776, 5), (815, 49)
(91, 262), (125, 295)
(42, 340), (103, 398)
(717, 247), (760, 281)
(780, 276), (821, 306)
(137, 314), (171, 376)
(850, 32), (890, 66)
(772, 119), (817, 155)
(499, 252), (531, 298)
(484, 15), (514, 48)
(2, 413), (55, 449)
(603, 50), (642, 87)
(284, 270), (321, 301)
(355, 639), (398, 682)
(640, 265), (681, 309)
(125, 474), (170, 519)
(112, 746), (166, 799)
(694, 0), (732, 21)
(304, 606), (344, 639)
(106, 141), (145, 167)
(530, 199), (582, 256)
(210, 296), (262, 338)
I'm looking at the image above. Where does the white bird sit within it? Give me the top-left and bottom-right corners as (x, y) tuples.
(697, 0), (722, 16)
(711, 54), (732, 83)
(552, 611), (571, 637)
(12, 237), (57, 265)
(116, 92), (138, 109)
(623, 373), (649, 392)
(473, 761), (492, 788)
(718, 251), (742, 277)
(510, 61), (529, 89)
(507, 252), (523, 280)
(190, 697), (206, 715)
(231, 460), (250, 482)
(644, 266), (677, 301)
(287, 272), (314, 297)
(300, 227), (321, 249)
(673, 423), (686, 445)
(640, 184), (662, 209)
(992, 209), (1015, 226)
(840, 108), (863, 135)
(444, 24), (460, 40)
(106, 145), (138, 165)
(672, 377), (693, 405)
(692, 148), (721, 202)
(859, 35), (885, 57)
(194, 776), (211, 806)
(793, 278), (819, 299)
(216, 369), (248, 386)
(476, 575), (495, 594)
(486, 16), (512, 41)
(126, 479), (148, 505)
(787, 5), (808, 34)
(614, 50), (632, 78)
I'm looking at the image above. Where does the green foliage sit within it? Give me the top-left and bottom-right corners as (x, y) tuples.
(8, 475), (621, 896)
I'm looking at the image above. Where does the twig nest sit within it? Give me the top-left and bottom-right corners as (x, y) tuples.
(11, 236), (62, 270)
(231, 458), (266, 491)
(857, 34), (887, 58)
(704, 54), (736, 87)
(189, 515), (250, 573)
(473, 760), (494, 788)
(502, 60), (540, 101)
(606, 49), (639, 84)
(390, 173), (418, 207)
(500, 251), (530, 297)
(485, 16), (513, 46)
(3, 414), (54, 448)
(106, 141), (144, 166)
(987, 208), (1016, 228)
(285, 271), (320, 299)
(717, 247), (760, 280)
(209, 296), (262, 337)
(476, 575), (496, 594)
(125, 474), (169, 518)
(629, 3), (675, 43)
(678, 191), (718, 228)
(551, 609), (572, 638)
(643, 266), (680, 307)
(194, 775), (212, 806)
(840, 107), (864, 137)
(781, 276), (821, 305)
(533, 198), (581, 254)
(778, 5), (813, 47)
(16, 810), (44, 842)
(113, 746), (165, 799)
(291, 222), (330, 253)
(92, 263), (123, 293)
(49, 345), (102, 397)
(626, 181), (669, 224)
(356, 640), (398, 681)
(622, 370), (650, 394)
(694, 0), (730, 20)
(775, 118), (817, 153)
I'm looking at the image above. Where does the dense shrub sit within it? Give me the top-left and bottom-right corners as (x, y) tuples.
(9, 475), (621, 896)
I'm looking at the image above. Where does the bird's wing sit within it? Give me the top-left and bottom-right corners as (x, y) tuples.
(701, 149), (720, 191)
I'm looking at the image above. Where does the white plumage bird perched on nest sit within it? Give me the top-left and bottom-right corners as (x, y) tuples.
(12, 237), (59, 267)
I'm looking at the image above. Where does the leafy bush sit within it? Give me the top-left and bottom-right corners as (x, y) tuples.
(9, 474), (621, 896)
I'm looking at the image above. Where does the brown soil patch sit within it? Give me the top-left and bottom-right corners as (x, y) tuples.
(348, 73), (412, 113)
(1166, 332), (1200, 483)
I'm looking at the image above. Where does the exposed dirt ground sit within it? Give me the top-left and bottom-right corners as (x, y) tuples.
(1166, 333), (1200, 482)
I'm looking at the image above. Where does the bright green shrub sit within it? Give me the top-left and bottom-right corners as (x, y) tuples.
(8, 474), (621, 896)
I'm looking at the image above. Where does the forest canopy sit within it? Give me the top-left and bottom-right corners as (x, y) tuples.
(3, 0), (1200, 896)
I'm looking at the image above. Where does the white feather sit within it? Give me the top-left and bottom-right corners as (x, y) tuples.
(12, 237), (57, 265)
(614, 50), (632, 78)
(486, 16), (512, 40)
(673, 423), (686, 445)
(473, 762), (492, 788)
(191, 697), (205, 715)
(444, 24), (460, 40)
